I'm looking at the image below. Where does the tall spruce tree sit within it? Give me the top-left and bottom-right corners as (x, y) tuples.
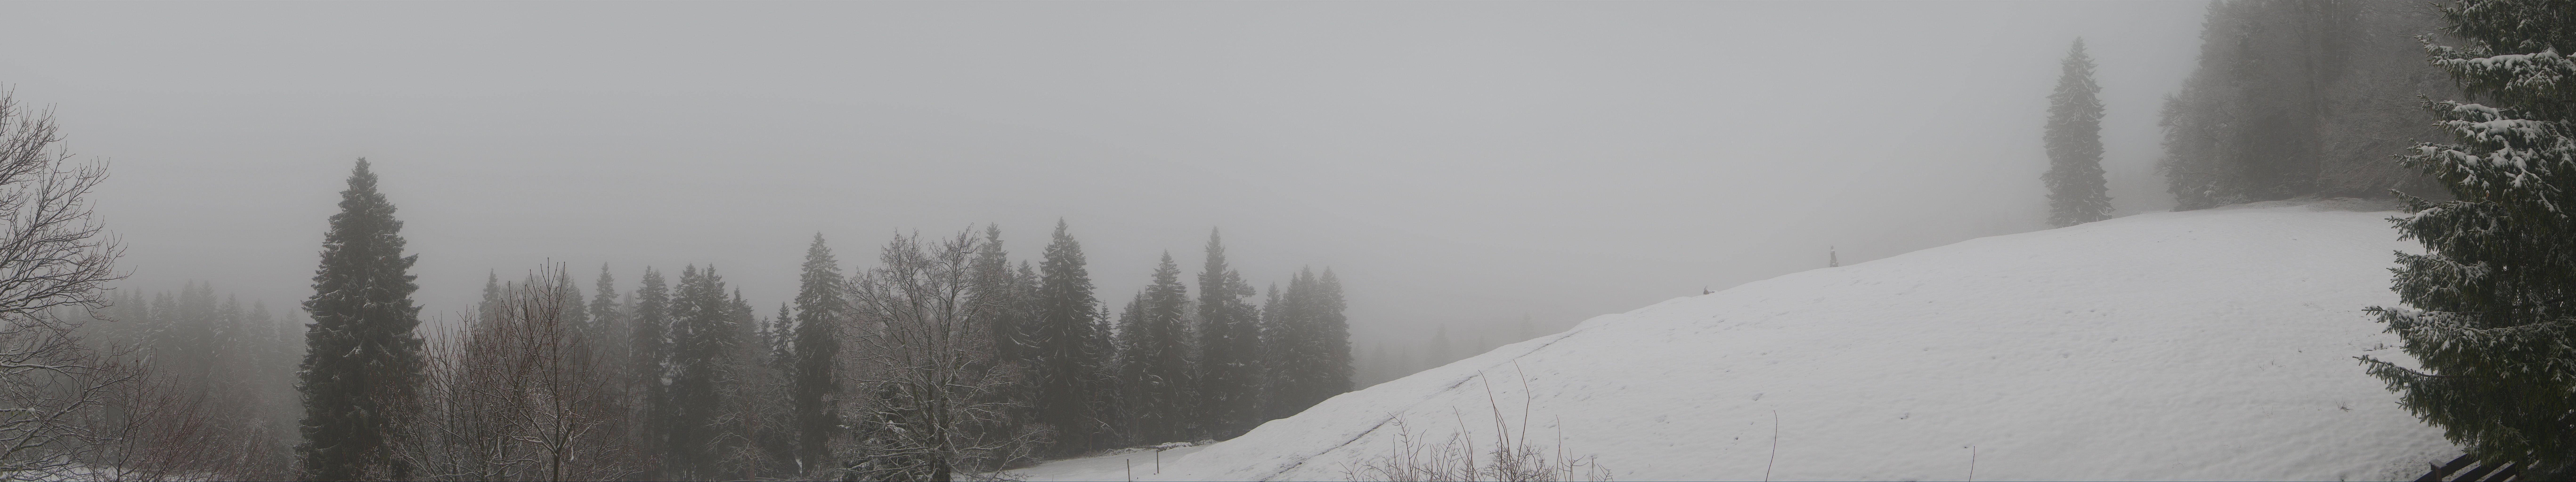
(632, 266), (674, 475)
(479, 271), (504, 325)
(1256, 283), (1288, 421)
(557, 269), (590, 341)
(297, 159), (425, 481)
(790, 233), (846, 472)
(2361, 0), (2576, 474)
(1194, 229), (1262, 438)
(169, 281), (217, 391)
(590, 264), (628, 369)
(971, 226), (1022, 364)
(666, 265), (741, 478)
(2044, 39), (2114, 227)
(1315, 269), (1353, 396)
(1110, 293), (1150, 444)
(215, 293), (244, 390)
(1029, 220), (1109, 453)
(1266, 268), (1353, 421)
(1139, 253), (1192, 443)
(962, 226), (1040, 453)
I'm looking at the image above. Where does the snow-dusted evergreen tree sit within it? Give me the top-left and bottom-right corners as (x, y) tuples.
(1316, 269), (1351, 396)
(1123, 253), (1193, 444)
(714, 287), (788, 478)
(1110, 293), (1149, 442)
(769, 304), (793, 370)
(1028, 221), (1110, 454)
(2361, 0), (2576, 474)
(790, 233), (846, 472)
(297, 159), (426, 481)
(214, 293), (243, 386)
(556, 269), (589, 343)
(166, 281), (218, 390)
(1262, 268), (1352, 421)
(590, 264), (630, 378)
(479, 271), (504, 325)
(2044, 39), (2114, 227)
(665, 265), (742, 478)
(1255, 282), (1288, 420)
(971, 226), (1022, 365)
(961, 226), (1041, 448)
(631, 266), (674, 476)
(1194, 229), (1263, 439)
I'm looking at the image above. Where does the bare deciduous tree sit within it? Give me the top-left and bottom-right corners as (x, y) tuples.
(839, 230), (1041, 481)
(0, 86), (128, 479)
(401, 265), (638, 481)
(84, 360), (294, 482)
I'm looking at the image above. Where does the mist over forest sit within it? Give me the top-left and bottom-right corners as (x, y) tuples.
(0, 0), (2567, 480)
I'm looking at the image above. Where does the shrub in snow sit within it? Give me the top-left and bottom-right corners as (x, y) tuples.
(1339, 367), (1609, 482)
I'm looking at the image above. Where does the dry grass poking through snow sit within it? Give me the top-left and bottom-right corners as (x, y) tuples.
(1341, 364), (1611, 482)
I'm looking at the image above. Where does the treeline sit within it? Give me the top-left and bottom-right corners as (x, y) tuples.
(2159, 0), (2459, 209)
(1353, 317), (1548, 388)
(85, 284), (304, 468)
(281, 161), (1357, 481)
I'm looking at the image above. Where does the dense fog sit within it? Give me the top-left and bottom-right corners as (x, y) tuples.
(0, 2), (2206, 382)
(12, 0), (2568, 480)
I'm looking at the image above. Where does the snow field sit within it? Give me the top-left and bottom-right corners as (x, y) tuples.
(1018, 202), (2456, 481)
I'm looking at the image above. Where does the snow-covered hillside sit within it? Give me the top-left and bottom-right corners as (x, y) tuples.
(1019, 201), (2457, 482)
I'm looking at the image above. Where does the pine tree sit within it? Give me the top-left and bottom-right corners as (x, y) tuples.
(171, 281), (218, 391)
(1110, 293), (1148, 444)
(718, 286), (776, 478)
(2361, 0), (2576, 474)
(666, 265), (741, 478)
(297, 159), (425, 481)
(790, 233), (845, 472)
(1029, 221), (1109, 454)
(480, 271), (505, 324)
(590, 264), (630, 373)
(215, 293), (244, 393)
(1255, 282), (1288, 421)
(1142, 253), (1192, 443)
(633, 266), (675, 475)
(557, 269), (590, 342)
(2044, 39), (2114, 227)
(769, 303), (793, 372)
(971, 226), (1023, 365)
(1194, 229), (1262, 438)
(1317, 269), (1351, 397)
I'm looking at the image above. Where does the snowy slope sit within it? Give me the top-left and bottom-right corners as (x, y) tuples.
(1018, 201), (2456, 482)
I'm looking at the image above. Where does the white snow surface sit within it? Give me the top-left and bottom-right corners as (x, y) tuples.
(1016, 202), (2458, 481)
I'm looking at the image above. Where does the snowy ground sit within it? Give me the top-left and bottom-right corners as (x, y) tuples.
(1013, 201), (2457, 482)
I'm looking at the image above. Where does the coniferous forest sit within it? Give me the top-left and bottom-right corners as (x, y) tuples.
(35, 157), (1360, 481)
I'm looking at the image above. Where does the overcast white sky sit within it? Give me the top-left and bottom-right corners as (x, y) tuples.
(0, 1), (2209, 350)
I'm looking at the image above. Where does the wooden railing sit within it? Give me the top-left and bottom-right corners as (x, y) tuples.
(2418, 455), (2526, 482)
